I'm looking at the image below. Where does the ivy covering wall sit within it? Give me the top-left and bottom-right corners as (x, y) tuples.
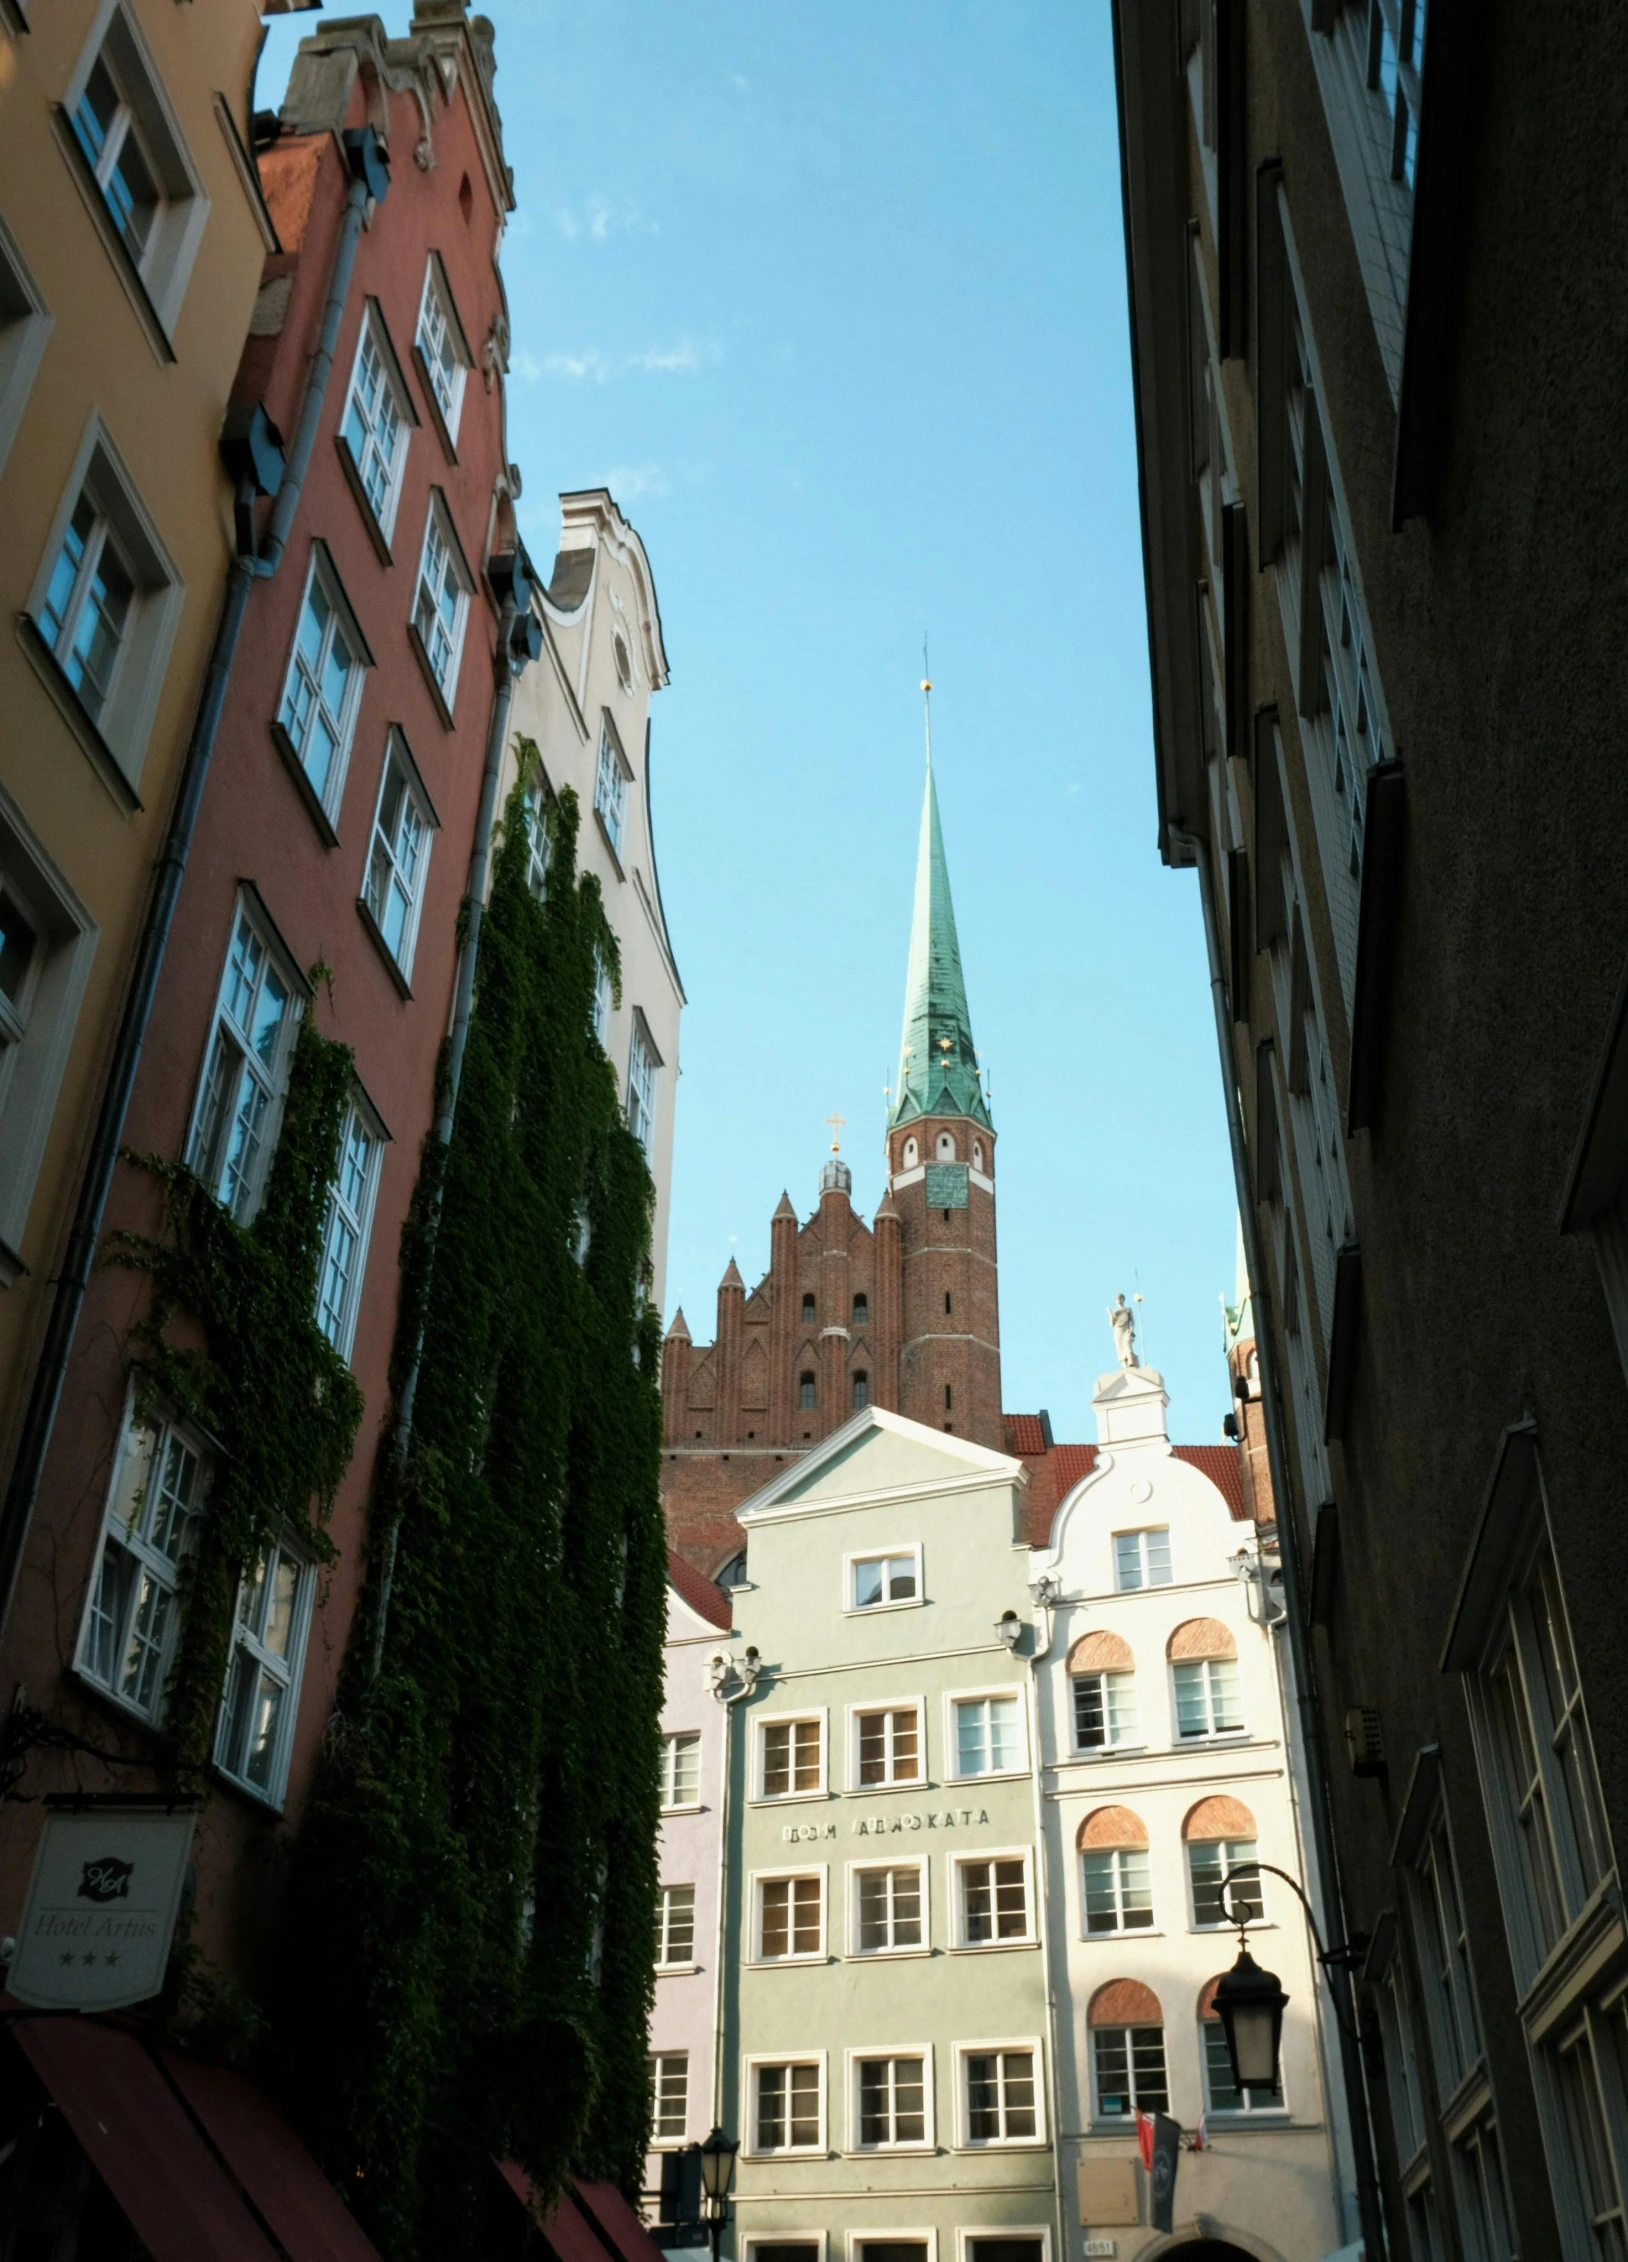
(278, 773), (666, 2260)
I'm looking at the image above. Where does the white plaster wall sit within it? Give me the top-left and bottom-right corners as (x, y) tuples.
(502, 490), (684, 1307)
(646, 1583), (731, 2193)
(1029, 1369), (1342, 2262)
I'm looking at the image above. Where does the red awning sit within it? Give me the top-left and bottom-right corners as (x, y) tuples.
(498, 2162), (672, 2262)
(573, 2177), (674, 2262)
(163, 2047), (383, 2262)
(10, 2011), (282, 2262)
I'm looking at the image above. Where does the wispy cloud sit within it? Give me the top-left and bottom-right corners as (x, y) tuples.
(551, 195), (657, 244)
(604, 465), (670, 501)
(526, 339), (723, 384)
(729, 72), (749, 93)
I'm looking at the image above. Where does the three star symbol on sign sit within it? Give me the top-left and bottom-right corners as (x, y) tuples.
(56, 1949), (121, 1967)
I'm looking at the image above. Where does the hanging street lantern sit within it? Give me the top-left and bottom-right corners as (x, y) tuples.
(698, 2126), (739, 2262)
(1213, 1942), (1289, 2093)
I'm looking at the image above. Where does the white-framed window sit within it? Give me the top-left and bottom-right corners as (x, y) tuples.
(757, 1713), (824, 1800)
(957, 2044), (1042, 2147)
(1202, 2016), (1282, 2115)
(412, 495), (472, 713)
(594, 719), (630, 860)
(592, 950), (613, 1049)
(76, 1397), (206, 1724)
(954, 1853), (1033, 1948)
(415, 255), (470, 442)
(316, 1100), (384, 1359)
(1114, 1528), (1172, 1590)
(850, 1860), (926, 1956)
(848, 1547), (921, 1612)
(364, 737), (435, 977)
(0, 215), (53, 483)
(276, 552), (367, 819)
(213, 1536), (315, 1807)
(753, 1871), (825, 1963)
(649, 2051), (688, 2144)
(522, 780), (552, 900)
(747, 2057), (824, 2156)
(1082, 1847), (1153, 1936)
(1091, 2024), (1168, 2120)
(27, 420), (182, 785)
(65, 8), (207, 329)
(851, 2051), (931, 2151)
(850, 1701), (923, 1789)
(340, 303), (411, 537)
(1188, 1837), (1263, 1928)
(626, 1016), (659, 1155)
(1072, 1667), (1139, 1751)
(186, 900), (301, 1224)
(0, 802), (96, 1276)
(655, 1883), (696, 1970)
(1405, 1803), (1483, 2099)
(659, 1731), (701, 1811)
(950, 1691), (1023, 1779)
(1173, 1656), (1245, 1741)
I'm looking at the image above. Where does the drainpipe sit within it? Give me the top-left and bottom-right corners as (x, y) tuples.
(370, 559), (534, 1675)
(1022, 1604), (1071, 2262)
(0, 127), (388, 1647)
(1168, 822), (1385, 2261)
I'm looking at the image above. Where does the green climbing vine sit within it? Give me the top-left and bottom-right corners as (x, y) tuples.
(277, 765), (667, 2261)
(109, 1007), (363, 1777)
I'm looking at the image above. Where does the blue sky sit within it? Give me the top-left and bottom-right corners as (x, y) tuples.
(259, 2), (1242, 1445)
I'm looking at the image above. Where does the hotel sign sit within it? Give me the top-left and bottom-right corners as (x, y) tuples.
(782, 1806), (993, 1843)
(10, 1809), (196, 2010)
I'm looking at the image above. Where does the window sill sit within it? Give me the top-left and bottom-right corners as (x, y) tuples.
(845, 1779), (929, 1800)
(848, 1945), (931, 1963)
(659, 1802), (705, 1818)
(748, 1954), (829, 1970)
(950, 1939), (1038, 1955)
(949, 2140), (1050, 2155)
(71, 1664), (167, 1742)
(407, 619), (458, 730)
(16, 614), (143, 814)
(841, 2146), (936, 2161)
(742, 2149), (828, 2164)
(749, 1791), (829, 1808)
(1202, 2110), (1292, 2127)
(270, 720), (341, 848)
(844, 1598), (923, 1618)
(335, 435), (398, 568)
(948, 1769), (1030, 1787)
(356, 896), (414, 1000)
(51, 106), (177, 368)
(1069, 1745), (1149, 1761)
(211, 1762), (289, 1816)
(412, 344), (462, 463)
(593, 801), (627, 879)
(655, 1962), (700, 1978)
(1083, 1929), (1165, 1943)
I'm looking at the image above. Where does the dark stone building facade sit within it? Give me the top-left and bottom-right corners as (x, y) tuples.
(1116, 4), (1628, 2257)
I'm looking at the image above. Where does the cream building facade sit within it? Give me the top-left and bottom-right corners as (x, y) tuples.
(502, 489), (683, 1300)
(1029, 1356), (1346, 2262)
(0, 0), (275, 1446)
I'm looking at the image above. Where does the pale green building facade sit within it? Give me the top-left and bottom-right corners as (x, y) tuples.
(717, 1410), (1064, 2262)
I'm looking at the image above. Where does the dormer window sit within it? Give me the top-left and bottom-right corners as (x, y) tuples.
(852, 1293), (868, 1325)
(936, 1132), (956, 1161)
(802, 1294), (816, 1325)
(902, 1137), (918, 1170)
(973, 1141), (985, 1171)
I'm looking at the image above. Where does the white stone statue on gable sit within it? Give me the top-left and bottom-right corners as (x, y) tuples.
(1109, 1292), (1139, 1369)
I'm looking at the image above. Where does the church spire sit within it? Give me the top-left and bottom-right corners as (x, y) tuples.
(890, 674), (991, 1131)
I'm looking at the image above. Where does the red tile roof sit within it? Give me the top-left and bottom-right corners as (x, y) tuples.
(666, 1549), (731, 1630)
(1002, 1418), (1249, 1546)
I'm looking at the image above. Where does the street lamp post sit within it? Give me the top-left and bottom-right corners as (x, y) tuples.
(697, 2126), (739, 2262)
(1214, 1859), (1367, 2096)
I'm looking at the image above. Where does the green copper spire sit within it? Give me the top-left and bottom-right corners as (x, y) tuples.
(890, 688), (991, 1131)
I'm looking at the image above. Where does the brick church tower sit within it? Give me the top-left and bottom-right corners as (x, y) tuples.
(661, 713), (1004, 1567)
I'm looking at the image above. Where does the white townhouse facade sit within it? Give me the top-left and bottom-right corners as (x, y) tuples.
(647, 1553), (735, 2200)
(503, 488), (684, 1303)
(1028, 1358), (1343, 2262)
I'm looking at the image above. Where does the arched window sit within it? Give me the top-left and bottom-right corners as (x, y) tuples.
(716, 1550), (748, 1589)
(802, 1293), (816, 1325)
(1199, 1974), (1282, 2113)
(1167, 1620), (1244, 1741)
(798, 1372), (816, 1410)
(973, 1140), (985, 1171)
(1184, 1795), (1262, 1927)
(936, 1131), (956, 1161)
(852, 1371), (869, 1410)
(1067, 1631), (1138, 1752)
(852, 1292), (868, 1326)
(1088, 1981), (1168, 2119)
(902, 1136), (918, 1169)
(1077, 1807), (1152, 1936)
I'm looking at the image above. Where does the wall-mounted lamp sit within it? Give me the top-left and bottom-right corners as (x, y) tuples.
(994, 1609), (1023, 1651)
